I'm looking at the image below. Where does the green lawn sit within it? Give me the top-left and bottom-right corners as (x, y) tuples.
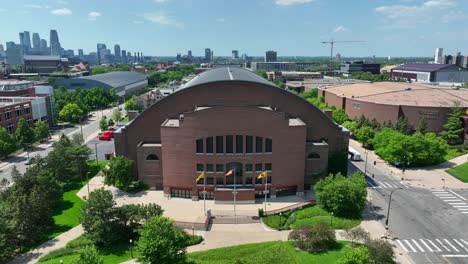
(444, 146), (468, 161)
(446, 162), (468, 183)
(187, 241), (353, 264)
(47, 161), (108, 239)
(262, 205), (361, 230)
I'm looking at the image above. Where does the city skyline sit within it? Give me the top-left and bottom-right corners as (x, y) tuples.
(0, 0), (467, 57)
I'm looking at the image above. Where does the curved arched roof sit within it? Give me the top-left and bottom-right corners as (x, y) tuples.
(79, 71), (146, 88)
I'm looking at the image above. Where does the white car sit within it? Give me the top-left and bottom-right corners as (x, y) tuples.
(24, 157), (35, 165)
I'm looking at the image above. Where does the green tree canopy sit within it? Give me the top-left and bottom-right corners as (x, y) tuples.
(0, 128), (17, 158)
(111, 109), (122, 122)
(314, 172), (367, 218)
(34, 120), (49, 141)
(15, 118), (35, 146)
(332, 109), (349, 125)
(71, 246), (104, 264)
(441, 103), (464, 145)
(137, 216), (187, 264)
(124, 96), (143, 112)
(354, 126), (375, 148)
(103, 156), (134, 187)
(59, 103), (84, 123)
(99, 118), (109, 131)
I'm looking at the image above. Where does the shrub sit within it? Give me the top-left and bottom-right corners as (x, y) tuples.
(343, 227), (370, 247)
(288, 223), (336, 252)
(337, 246), (369, 264)
(366, 238), (396, 264)
(258, 208), (264, 217)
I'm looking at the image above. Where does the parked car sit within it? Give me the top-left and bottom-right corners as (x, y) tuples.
(24, 157), (35, 165)
(99, 131), (115, 141)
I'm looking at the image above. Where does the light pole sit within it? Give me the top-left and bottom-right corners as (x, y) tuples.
(79, 116), (84, 143)
(364, 151), (369, 176)
(279, 212), (282, 227)
(385, 187), (403, 227)
(60, 259), (63, 264)
(86, 172), (91, 198)
(94, 142), (99, 166)
(330, 212), (334, 227)
(129, 239), (133, 258)
(192, 224), (195, 238)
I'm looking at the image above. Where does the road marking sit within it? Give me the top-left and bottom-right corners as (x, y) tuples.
(441, 255), (468, 258)
(444, 239), (460, 252)
(419, 239), (434, 252)
(404, 240), (417, 252)
(454, 205), (468, 208)
(448, 190), (467, 201)
(449, 203), (467, 205)
(433, 191), (449, 194)
(436, 239), (451, 252)
(427, 239), (441, 252)
(444, 199), (462, 202)
(453, 239), (468, 252)
(397, 240), (409, 252)
(412, 239), (425, 252)
(436, 194), (455, 197)
(462, 211), (468, 214)
(461, 239), (468, 247)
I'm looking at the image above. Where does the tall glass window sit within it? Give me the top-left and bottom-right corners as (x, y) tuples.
(265, 138), (272, 153)
(216, 164), (224, 172)
(255, 137), (263, 153)
(245, 164), (253, 172)
(196, 139), (203, 154)
(226, 135), (233, 153)
(246, 136), (253, 153)
(196, 164), (204, 172)
(236, 135), (243, 153)
(216, 136), (223, 153)
(206, 137), (213, 153)
(206, 164), (214, 172)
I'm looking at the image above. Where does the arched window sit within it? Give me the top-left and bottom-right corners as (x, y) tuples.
(307, 152), (320, 160)
(146, 154), (159, 160)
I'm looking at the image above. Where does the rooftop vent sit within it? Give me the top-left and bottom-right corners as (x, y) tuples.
(405, 87), (412, 91)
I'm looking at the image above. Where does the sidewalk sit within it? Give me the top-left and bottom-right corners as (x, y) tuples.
(349, 139), (468, 190)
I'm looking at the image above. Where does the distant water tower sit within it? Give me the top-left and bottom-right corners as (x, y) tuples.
(434, 48), (443, 64)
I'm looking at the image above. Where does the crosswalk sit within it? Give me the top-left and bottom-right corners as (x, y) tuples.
(396, 238), (468, 254)
(432, 190), (468, 215)
(367, 180), (409, 189)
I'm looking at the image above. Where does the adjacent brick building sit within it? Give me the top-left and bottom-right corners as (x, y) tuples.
(115, 68), (349, 203)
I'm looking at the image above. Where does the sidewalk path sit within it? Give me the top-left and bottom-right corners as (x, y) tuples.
(349, 139), (468, 190)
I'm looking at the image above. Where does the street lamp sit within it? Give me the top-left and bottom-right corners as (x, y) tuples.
(364, 151), (369, 176)
(330, 212), (334, 227)
(94, 142), (99, 166)
(279, 212), (282, 227)
(60, 259), (63, 264)
(86, 172), (91, 198)
(385, 187), (403, 227)
(129, 239), (133, 258)
(192, 224), (195, 238)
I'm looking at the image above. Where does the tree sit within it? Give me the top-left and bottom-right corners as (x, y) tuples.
(366, 238), (395, 264)
(337, 246), (369, 264)
(395, 116), (413, 135)
(34, 120), (49, 141)
(0, 205), (15, 263)
(103, 156), (134, 187)
(111, 109), (122, 122)
(107, 118), (115, 127)
(99, 118), (108, 131)
(416, 117), (429, 134)
(314, 172), (367, 218)
(71, 246), (104, 264)
(15, 118), (35, 147)
(287, 223), (336, 252)
(441, 103), (464, 145)
(137, 216), (187, 264)
(81, 189), (118, 246)
(59, 103), (84, 123)
(332, 109), (349, 125)
(125, 96), (143, 112)
(354, 126), (375, 148)
(342, 227), (370, 247)
(255, 70), (267, 79)
(0, 128), (17, 158)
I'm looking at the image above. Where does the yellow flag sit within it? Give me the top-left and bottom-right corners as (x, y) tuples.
(196, 172), (205, 183)
(257, 171), (267, 179)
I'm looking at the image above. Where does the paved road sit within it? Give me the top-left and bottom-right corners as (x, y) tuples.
(350, 159), (468, 264)
(0, 109), (116, 184)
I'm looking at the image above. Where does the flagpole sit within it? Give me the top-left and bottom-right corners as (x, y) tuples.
(203, 172), (206, 216)
(234, 169), (237, 217)
(264, 172), (267, 213)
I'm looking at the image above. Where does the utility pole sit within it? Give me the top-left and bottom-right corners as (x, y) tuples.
(385, 188), (403, 227)
(94, 142), (99, 165)
(364, 151), (369, 176)
(321, 40), (366, 72)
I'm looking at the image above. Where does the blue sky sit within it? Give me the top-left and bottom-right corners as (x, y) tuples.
(1, 0), (467, 57)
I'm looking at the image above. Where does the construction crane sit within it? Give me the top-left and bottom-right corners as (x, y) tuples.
(321, 40), (366, 72)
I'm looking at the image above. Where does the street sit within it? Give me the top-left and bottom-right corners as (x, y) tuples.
(351, 159), (468, 264)
(0, 108), (116, 183)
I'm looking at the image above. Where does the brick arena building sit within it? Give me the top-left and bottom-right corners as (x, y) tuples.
(115, 68), (349, 203)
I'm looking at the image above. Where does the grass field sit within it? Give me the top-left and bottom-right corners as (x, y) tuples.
(187, 241), (352, 264)
(262, 205), (360, 230)
(47, 161), (108, 239)
(446, 162), (468, 183)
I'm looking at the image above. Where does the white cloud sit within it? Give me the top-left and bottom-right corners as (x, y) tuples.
(25, 4), (51, 9)
(57, 0), (68, 4)
(133, 20), (144, 24)
(423, 0), (456, 9)
(88, 11), (102, 21)
(216, 18), (226, 22)
(51, 8), (72, 15)
(274, 0), (315, 6)
(143, 13), (184, 28)
(334, 25), (348, 32)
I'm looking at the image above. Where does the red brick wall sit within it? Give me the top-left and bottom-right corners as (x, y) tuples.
(345, 98), (400, 124)
(324, 91), (345, 109)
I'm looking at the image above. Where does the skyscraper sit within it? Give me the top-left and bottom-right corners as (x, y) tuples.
(0, 44), (5, 57)
(127, 51), (132, 62)
(122, 50), (127, 63)
(40, 39), (47, 49)
(265, 50), (277, 62)
(232, 50), (239, 59)
(19, 33), (25, 46)
(32, 33), (40, 49)
(97, 43), (107, 64)
(78, 49), (84, 59)
(205, 48), (211, 62)
(50, 30), (61, 56)
(114, 44), (121, 63)
(434, 48), (443, 64)
(23, 31), (31, 50)
(188, 50), (192, 57)
(6, 42), (24, 65)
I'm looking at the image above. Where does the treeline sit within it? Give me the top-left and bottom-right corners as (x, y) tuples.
(147, 65), (195, 87)
(0, 135), (91, 262)
(91, 65), (132, 75)
(0, 119), (49, 160)
(301, 89), (349, 125)
(55, 87), (118, 123)
(350, 72), (404, 82)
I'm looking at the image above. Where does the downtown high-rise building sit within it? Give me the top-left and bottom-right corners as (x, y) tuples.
(32, 33), (40, 49)
(0, 44), (5, 57)
(97, 43), (107, 64)
(6, 41), (24, 65)
(232, 50), (239, 59)
(127, 51), (132, 62)
(205, 48), (211, 62)
(50, 30), (61, 56)
(40, 39), (47, 49)
(265, 50), (277, 62)
(114, 44), (121, 63)
(434, 48), (443, 64)
(122, 50), (127, 63)
(23, 31), (31, 49)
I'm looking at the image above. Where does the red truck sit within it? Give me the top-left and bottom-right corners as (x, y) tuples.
(99, 131), (114, 141)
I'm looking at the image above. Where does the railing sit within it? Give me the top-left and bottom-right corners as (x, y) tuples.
(263, 199), (316, 216)
(174, 210), (212, 231)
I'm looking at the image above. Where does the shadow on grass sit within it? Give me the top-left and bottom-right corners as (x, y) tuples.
(97, 242), (131, 257)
